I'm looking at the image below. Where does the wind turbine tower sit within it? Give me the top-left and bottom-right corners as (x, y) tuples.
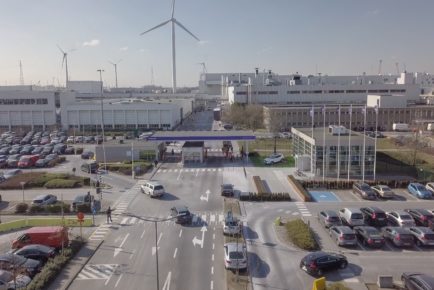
(140, 0), (200, 94)
(198, 62), (207, 74)
(109, 60), (122, 88)
(57, 45), (75, 88)
(19, 60), (24, 85)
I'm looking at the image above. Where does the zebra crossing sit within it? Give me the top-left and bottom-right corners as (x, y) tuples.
(295, 202), (312, 217)
(116, 212), (225, 227)
(157, 168), (223, 174)
(77, 264), (118, 281)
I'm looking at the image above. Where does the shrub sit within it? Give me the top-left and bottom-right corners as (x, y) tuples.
(29, 205), (45, 214)
(285, 219), (319, 251)
(327, 282), (353, 290)
(15, 203), (28, 214)
(28, 173), (70, 188)
(44, 179), (79, 189)
(76, 203), (91, 213)
(46, 203), (70, 214)
(239, 192), (291, 201)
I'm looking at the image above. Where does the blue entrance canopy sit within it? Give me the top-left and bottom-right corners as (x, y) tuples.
(147, 130), (256, 141)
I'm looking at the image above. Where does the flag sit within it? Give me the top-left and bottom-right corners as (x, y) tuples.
(348, 104), (352, 116)
(309, 106), (314, 118)
(374, 105), (379, 114)
(362, 106), (366, 116)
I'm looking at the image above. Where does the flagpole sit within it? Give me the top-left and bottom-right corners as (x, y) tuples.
(374, 105), (378, 180)
(362, 105), (367, 182)
(322, 105), (326, 182)
(337, 104), (341, 181)
(347, 105), (352, 181)
(311, 105), (314, 175)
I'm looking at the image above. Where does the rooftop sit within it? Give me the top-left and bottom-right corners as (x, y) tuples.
(292, 127), (375, 145)
(148, 130), (255, 141)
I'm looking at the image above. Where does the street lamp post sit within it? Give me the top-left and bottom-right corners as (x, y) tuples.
(97, 69), (107, 172)
(19, 181), (25, 203)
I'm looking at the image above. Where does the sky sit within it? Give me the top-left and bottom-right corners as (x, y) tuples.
(1, 0), (434, 88)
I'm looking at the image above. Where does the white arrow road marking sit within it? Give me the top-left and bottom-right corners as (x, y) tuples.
(200, 189), (211, 202)
(192, 225), (207, 248)
(152, 233), (163, 255)
(114, 233), (129, 257)
(162, 271), (171, 290)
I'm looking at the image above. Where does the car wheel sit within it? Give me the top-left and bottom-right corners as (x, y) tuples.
(339, 261), (348, 269)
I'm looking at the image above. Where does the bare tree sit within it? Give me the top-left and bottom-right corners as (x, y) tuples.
(222, 104), (263, 131)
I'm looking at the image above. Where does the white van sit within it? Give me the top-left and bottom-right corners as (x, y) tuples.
(339, 208), (364, 227)
(140, 181), (165, 198)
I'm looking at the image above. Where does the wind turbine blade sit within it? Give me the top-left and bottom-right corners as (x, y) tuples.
(171, 0), (175, 18)
(68, 48), (77, 53)
(57, 44), (65, 54)
(108, 60), (115, 65)
(174, 20), (200, 41)
(140, 20), (171, 36)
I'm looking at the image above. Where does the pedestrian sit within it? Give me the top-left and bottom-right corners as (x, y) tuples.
(106, 206), (112, 223)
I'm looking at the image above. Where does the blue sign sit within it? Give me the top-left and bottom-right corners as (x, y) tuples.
(309, 191), (340, 202)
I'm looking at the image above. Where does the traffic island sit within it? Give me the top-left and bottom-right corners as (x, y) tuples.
(0, 217), (93, 233)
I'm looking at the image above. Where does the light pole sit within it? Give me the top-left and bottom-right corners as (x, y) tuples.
(19, 181), (25, 203)
(125, 213), (177, 290)
(97, 69), (107, 172)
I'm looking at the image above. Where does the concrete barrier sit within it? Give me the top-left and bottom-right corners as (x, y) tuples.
(377, 275), (394, 288)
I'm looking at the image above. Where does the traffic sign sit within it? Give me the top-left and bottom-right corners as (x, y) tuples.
(77, 212), (85, 221)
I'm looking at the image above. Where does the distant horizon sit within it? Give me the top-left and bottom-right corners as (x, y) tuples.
(1, 0), (434, 88)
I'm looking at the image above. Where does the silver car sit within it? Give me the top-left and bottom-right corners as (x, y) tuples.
(224, 243), (247, 270)
(317, 210), (342, 228)
(329, 226), (357, 247)
(32, 194), (57, 206)
(387, 211), (416, 227)
(223, 212), (241, 236)
(409, 227), (434, 247)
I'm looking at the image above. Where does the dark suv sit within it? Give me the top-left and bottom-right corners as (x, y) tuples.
(353, 182), (376, 200)
(170, 206), (192, 225)
(354, 226), (385, 248)
(405, 209), (434, 228)
(360, 206), (387, 227)
(221, 184), (234, 197)
(401, 272), (434, 290)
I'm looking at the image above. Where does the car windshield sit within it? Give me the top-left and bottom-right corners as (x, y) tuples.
(382, 187), (392, 192)
(223, 184), (233, 189)
(361, 184), (371, 190)
(416, 185), (426, 191)
(154, 185), (164, 190)
(226, 221), (238, 227)
(229, 251), (244, 259)
(20, 157), (30, 162)
(401, 214), (412, 220)
(352, 213), (363, 219)
(33, 199), (43, 203)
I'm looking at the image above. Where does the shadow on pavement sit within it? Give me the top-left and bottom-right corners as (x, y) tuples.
(243, 225), (259, 240)
(248, 252), (270, 278)
(159, 192), (179, 201)
(325, 263), (363, 281)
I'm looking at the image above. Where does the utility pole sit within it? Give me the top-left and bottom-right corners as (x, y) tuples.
(19, 60), (24, 85)
(97, 69), (107, 172)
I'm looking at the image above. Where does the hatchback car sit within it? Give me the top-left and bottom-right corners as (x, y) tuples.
(318, 210), (342, 228)
(35, 158), (49, 168)
(224, 243), (247, 271)
(409, 227), (434, 247)
(401, 272), (434, 290)
(264, 153), (284, 165)
(382, 227), (415, 247)
(405, 209), (434, 227)
(329, 226), (357, 247)
(299, 251), (348, 277)
(387, 210), (416, 227)
(13, 244), (56, 264)
(170, 206), (192, 225)
(0, 269), (31, 290)
(81, 151), (94, 159)
(32, 194), (57, 206)
(221, 184), (234, 197)
(0, 254), (41, 278)
(408, 183), (432, 199)
(352, 182), (376, 200)
(360, 206), (388, 227)
(354, 226), (385, 248)
(223, 211), (241, 236)
(371, 185), (394, 199)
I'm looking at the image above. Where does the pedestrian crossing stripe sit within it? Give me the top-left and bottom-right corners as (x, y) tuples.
(77, 264), (118, 280)
(116, 212), (225, 226)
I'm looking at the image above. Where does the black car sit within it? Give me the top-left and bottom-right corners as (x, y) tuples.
(170, 206), (193, 225)
(401, 272), (434, 290)
(360, 206), (387, 227)
(64, 146), (75, 154)
(221, 184), (234, 197)
(299, 251), (348, 277)
(35, 158), (49, 168)
(81, 162), (98, 173)
(0, 253), (41, 278)
(81, 151), (94, 159)
(405, 209), (434, 228)
(354, 226), (385, 248)
(13, 244), (56, 264)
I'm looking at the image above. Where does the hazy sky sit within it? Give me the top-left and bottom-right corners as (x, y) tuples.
(1, 0), (433, 88)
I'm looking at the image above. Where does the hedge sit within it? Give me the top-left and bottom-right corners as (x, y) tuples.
(285, 219), (319, 251)
(26, 239), (84, 290)
(44, 179), (80, 189)
(239, 192), (291, 201)
(46, 203), (71, 214)
(0, 172), (89, 190)
(76, 203), (91, 213)
(327, 282), (353, 290)
(287, 175), (311, 202)
(29, 205), (45, 214)
(15, 203), (28, 214)
(300, 179), (413, 190)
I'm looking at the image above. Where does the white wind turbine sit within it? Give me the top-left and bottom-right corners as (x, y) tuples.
(108, 59), (122, 88)
(57, 45), (76, 88)
(140, 0), (200, 94)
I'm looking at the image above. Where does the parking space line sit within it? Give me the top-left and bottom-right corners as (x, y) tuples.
(357, 241), (367, 251)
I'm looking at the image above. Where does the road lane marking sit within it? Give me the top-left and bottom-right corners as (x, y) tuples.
(211, 280), (214, 290)
(179, 229), (183, 238)
(213, 233), (215, 240)
(129, 217), (137, 224)
(115, 274), (123, 287)
(129, 249), (136, 260)
(195, 169), (199, 177)
(173, 248), (178, 259)
(162, 271), (171, 290)
(140, 229), (146, 239)
(212, 243), (215, 250)
(176, 169), (182, 180)
(210, 214), (216, 223)
(211, 266), (214, 275)
(114, 233), (130, 257)
(212, 254), (214, 261)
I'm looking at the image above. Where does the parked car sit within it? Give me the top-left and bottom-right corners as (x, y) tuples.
(224, 243), (247, 271)
(264, 153), (284, 165)
(12, 226), (69, 250)
(382, 227), (415, 247)
(405, 209), (434, 227)
(64, 146), (75, 154)
(6, 155), (21, 168)
(408, 183), (432, 199)
(52, 144), (66, 154)
(170, 206), (192, 225)
(317, 210), (342, 228)
(80, 162), (98, 174)
(81, 151), (94, 159)
(35, 158), (49, 168)
(401, 272), (434, 290)
(71, 194), (97, 212)
(45, 153), (58, 162)
(66, 136), (75, 143)
(339, 208), (365, 227)
(360, 206), (388, 227)
(223, 211), (241, 236)
(409, 227), (434, 247)
(13, 244), (56, 264)
(221, 184), (234, 197)
(387, 210), (416, 227)
(371, 185), (394, 199)
(140, 181), (165, 198)
(299, 251), (348, 277)
(352, 182), (376, 200)
(3, 169), (22, 179)
(32, 194), (57, 206)
(426, 182), (434, 194)
(17, 155), (39, 168)
(0, 254), (41, 278)
(84, 136), (95, 143)
(329, 226), (357, 247)
(31, 146), (43, 155)
(0, 269), (31, 290)
(353, 226), (385, 248)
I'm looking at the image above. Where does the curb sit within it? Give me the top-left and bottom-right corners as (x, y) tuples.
(61, 239), (104, 290)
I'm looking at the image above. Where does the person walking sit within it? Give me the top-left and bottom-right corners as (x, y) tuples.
(106, 206), (113, 223)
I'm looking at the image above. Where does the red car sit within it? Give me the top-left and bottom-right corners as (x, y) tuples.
(17, 155), (40, 168)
